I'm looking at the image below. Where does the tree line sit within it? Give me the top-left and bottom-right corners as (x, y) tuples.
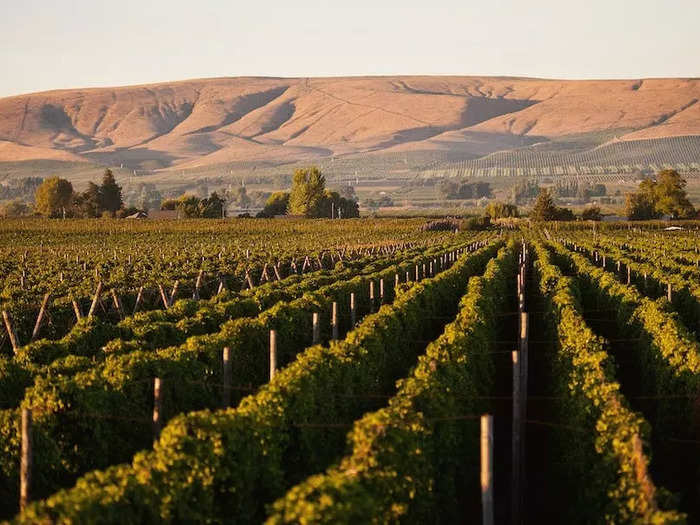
(34, 170), (128, 218)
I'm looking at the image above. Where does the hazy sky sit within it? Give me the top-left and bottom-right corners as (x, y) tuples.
(1, 0), (698, 97)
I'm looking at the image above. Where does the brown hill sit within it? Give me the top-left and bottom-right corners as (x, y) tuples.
(0, 76), (698, 172)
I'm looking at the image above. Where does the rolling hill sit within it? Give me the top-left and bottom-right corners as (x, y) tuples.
(0, 76), (699, 178)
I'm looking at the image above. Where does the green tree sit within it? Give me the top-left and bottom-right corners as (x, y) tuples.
(485, 201), (519, 219)
(288, 167), (326, 217)
(198, 192), (226, 218)
(177, 195), (202, 218)
(654, 169), (695, 218)
(257, 192), (290, 218)
(530, 188), (558, 221)
(581, 205), (602, 221)
(35, 177), (74, 217)
(625, 191), (658, 220)
(317, 190), (360, 218)
(624, 171), (694, 220)
(73, 182), (102, 218)
(0, 199), (31, 217)
(99, 169), (123, 214)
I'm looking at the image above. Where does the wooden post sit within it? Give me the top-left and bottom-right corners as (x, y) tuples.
(379, 278), (384, 303)
(627, 266), (631, 285)
(520, 312), (529, 408)
(158, 284), (170, 309)
(193, 270), (203, 300)
(269, 330), (277, 381)
(133, 286), (144, 314)
(111, 289), (124, 320)
(415, 264), (420, 281)
(394, 273), (399, 289)
(31, 293), (51, 341)
(312, 312), (320, 344)
(350, 293), (356, 327)
(481, 414), (494, 525)
(153, 377), (163, 441)
(88, 281), (104, 318)
(667, 283), (673, 302)
(512, 349), (521, 525)
(222, 347), (232, 408)
(71, 295), (83, 321)
(331, 302), (339, 341)
(405, 270), (410, 283)
(519, 311), (529, 515)
(602, 256), (606, 269)
(169, 280), (179, 307)
(2, 310), (19, 353)
(20, 408), (32, 512)
(369, 281), (375, 310)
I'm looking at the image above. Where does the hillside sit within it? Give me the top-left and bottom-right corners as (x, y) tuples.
(0, 76), (699, 177)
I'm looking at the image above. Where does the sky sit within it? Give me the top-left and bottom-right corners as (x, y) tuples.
(1, 0), (699, 98)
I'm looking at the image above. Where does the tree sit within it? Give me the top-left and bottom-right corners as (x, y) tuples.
(530, 188), (558, 221)
(288, 167), (326, 217)
(624, 170), (694, 220)
(654, 169), (695, 218)
(73, 182), (102, 218)
(176, 195), (202, 218)
(316, 190), (360, 218)
(198, 192), (226, 218)
(625, 191), (658, 220)
(581, 206), (602, 221)
(485, 201), (519, 219)
(35, 177), (74, 217)
(257, 192), (290, 218)
(99, 169), (123, 214)
(0, 199), (31, 217)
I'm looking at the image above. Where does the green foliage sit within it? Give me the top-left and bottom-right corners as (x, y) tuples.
(288, 167), (326, 217)
(654, 170), (695, 218)
(13, 241), (499, 524)
(72, 182), (102, 218)
(258, 191), (290, 217)
(0, 199), (31, 218)
(529, 188), (574, 221)
(484, 201), (518, 219)
(267, 243), (516, 523)
(533, 241), (684, 523)
(34, 177), (73, 218)
(626, 170), (695, 220)
(437, 179), (492, 200)
(461, 216), (491, 231)
(580, 205), (602, 221)
(316, 190), (359, 219)
(99, 169), (123, 214)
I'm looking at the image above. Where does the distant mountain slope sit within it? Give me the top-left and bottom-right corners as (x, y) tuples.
(0, 76), (699, 174)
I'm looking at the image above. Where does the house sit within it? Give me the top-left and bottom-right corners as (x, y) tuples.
(125, 211), (147, 219)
